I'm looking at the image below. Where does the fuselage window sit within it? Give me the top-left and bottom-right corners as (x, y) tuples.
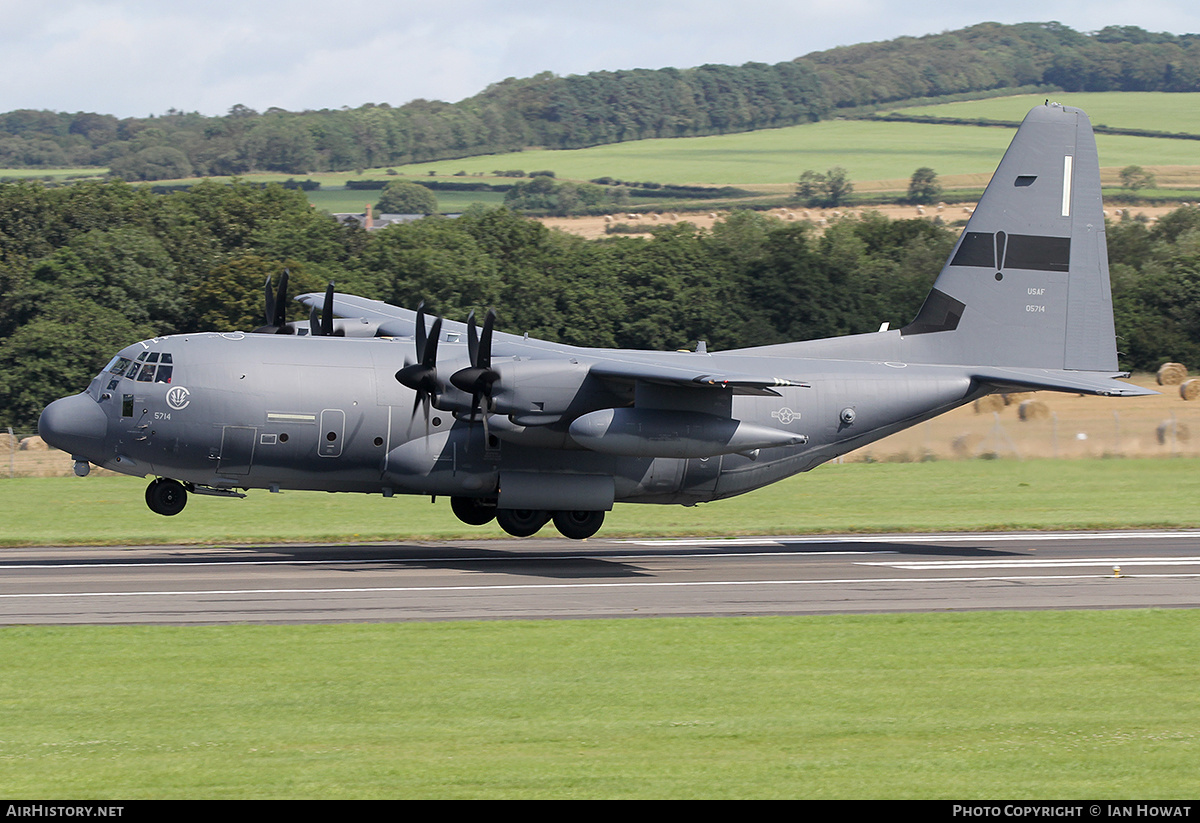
(136, 365), (157, 382)
(155, 366), (173, 384)
(125, 364), (141, 381)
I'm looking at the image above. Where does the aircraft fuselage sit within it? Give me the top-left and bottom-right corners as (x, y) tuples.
(54, 331), (980, 508)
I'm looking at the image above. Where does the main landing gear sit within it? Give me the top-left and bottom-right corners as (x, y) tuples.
(449, 496), (605, 540)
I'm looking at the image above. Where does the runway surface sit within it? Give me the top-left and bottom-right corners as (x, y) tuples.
(4, 530), (1200, 625)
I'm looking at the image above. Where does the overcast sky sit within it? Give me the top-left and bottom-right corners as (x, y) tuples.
(2, 1), (1198, 118)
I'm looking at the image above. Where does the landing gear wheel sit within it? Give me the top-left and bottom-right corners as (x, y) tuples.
(495, 508), (550, 538)
(145, 478), (187, 516)
(552, 510), (605, 540)
(450, 496), (497, 526)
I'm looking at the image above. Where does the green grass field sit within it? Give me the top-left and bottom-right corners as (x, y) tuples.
(304, 185), (507, 215)
(3, 457), (1200, 547)
(394, 120), (1020, 186)
(0, 167), (106, 181)
(899, 91), (1200, 134)
(2, 611), (1198, 798)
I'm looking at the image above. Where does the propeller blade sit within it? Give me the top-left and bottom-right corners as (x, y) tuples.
(451, 308), (500, 449)
(274, 270), (290, 327)
(321, 283), (335, 336)
(395, 307), (444, 426)
(255, 270), (291, 333)
(414, 301), (427, 361)
(479, 310), (494, 366)
(423, 315), (442, 368)
(263, 270), (289, 327)
(466, 310), (478, 366)
(263, 276), (276, 327)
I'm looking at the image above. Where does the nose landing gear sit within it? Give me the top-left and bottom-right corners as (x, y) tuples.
(145, 477), (187, 516)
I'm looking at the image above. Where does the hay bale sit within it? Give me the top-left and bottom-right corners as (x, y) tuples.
(1157, 362), (1188, 385)
(0, 432), (17, 451)
(1018, 400), (1051, 421)
(973, 395), (1005, 413)
(19, 436), (49, 451)
(1181, 379), (1200, 401)
(1003, 391), (1036, 406)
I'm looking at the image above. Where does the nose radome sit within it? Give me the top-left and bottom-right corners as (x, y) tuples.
(38, 393), (108, 459)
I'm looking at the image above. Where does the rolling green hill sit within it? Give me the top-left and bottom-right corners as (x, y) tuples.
(392, 95), (1200, 187)
(139, 91), (1199, 215)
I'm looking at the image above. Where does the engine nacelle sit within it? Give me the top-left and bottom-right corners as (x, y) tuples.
(490, 359), (591, 422)
(568, 408), (806, 458)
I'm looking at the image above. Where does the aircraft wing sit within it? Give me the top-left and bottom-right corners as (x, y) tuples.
(588, 360), (809, 396)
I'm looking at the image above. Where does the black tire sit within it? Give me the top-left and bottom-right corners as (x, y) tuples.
(552, 510), (605, 540)
(145, 478), (187, 516)
(450, 496), (497, 526)
(495, 508), (550, 538)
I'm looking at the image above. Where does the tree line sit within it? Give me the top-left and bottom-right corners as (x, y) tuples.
(3, 179), (1200, 429)
(3, 23), (1200, 180)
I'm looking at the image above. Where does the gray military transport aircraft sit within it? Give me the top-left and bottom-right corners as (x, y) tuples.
(39, 103), (1154, 539)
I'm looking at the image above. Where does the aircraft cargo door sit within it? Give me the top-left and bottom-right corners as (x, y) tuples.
(218, 426), (256, 475)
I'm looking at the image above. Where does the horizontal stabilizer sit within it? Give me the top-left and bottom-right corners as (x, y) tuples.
(971, 366), (1157, 397)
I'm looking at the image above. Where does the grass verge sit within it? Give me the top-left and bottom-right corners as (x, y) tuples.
(2, 458), (1199, 547)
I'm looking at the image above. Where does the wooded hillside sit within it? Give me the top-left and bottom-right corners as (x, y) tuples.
(3, 22), (1199, 180)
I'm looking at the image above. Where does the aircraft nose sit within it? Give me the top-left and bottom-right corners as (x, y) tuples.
(38, 393), (109, 459)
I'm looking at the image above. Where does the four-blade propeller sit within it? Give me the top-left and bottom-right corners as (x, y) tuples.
(254, 271), (294, 334)
(450, 309), (501, 432)
(255, 272), (343, 336)
(393, 303), (444, 425)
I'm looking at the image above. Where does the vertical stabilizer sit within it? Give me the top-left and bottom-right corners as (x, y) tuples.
(901, 104), (1116, 371)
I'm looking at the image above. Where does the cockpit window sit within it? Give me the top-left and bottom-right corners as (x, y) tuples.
(106, 356), (133, 376)
(122, 351), (174, 382)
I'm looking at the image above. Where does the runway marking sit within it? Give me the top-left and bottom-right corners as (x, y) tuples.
(623, 530), (1200, 546)
(5, 573), (1200, 600)
(864, 557), (1200, 570)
